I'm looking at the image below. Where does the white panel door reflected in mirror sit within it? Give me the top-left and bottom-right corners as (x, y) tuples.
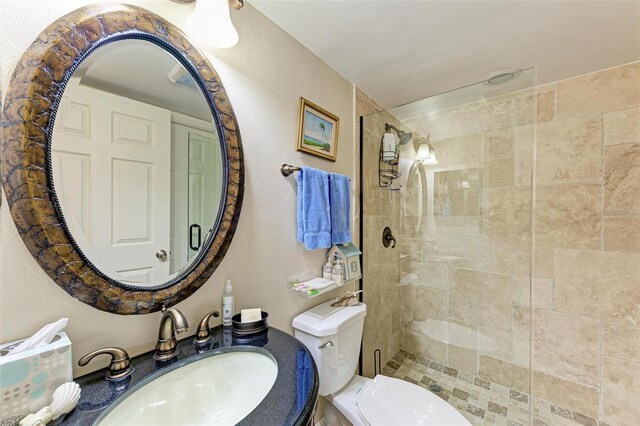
(51, 39), (223, 287)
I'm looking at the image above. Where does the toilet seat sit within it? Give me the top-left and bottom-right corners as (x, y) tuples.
(356, 375), (471, 425)
(326, 375), (370, 425)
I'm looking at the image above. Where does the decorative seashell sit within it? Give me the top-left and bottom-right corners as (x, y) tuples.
(50, 382), (81, 419)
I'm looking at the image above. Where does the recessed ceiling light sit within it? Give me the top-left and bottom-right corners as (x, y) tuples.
(483, 68), (522, 85)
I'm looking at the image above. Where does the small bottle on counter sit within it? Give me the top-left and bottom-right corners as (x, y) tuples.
(223, 327), (232, 347)
(332, 257), (344, 284)
(323, 260), (333, 280)
(222, 279), (234, 326)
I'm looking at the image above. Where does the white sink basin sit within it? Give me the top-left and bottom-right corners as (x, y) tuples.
(97, 349), (278, 426)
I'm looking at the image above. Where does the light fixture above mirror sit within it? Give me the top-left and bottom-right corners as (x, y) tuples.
(171, 0), (243, 48)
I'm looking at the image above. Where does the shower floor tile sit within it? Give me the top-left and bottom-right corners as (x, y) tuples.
(382, 349), (605, 426)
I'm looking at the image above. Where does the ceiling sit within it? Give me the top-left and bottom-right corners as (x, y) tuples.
(250, 0), (640, 108)
(76, 40), (212, 121)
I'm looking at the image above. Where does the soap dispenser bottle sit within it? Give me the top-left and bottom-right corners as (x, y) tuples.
(334, 263), (344, 284)
(222, 279), (234, 326)
(323, 260), (333, 280)
(339, 259), (347, 282)
(331, 255), (343, 284)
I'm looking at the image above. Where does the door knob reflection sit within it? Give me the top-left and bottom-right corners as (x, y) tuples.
(156, 250), (168, 261)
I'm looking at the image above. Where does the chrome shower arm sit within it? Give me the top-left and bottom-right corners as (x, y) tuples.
(385, 123), (400, 133)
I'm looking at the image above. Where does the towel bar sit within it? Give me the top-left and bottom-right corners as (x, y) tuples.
(281, 164), (302, 177)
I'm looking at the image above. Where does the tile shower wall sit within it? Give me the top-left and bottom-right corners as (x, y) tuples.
(530, 62), (639, 426)
(359, 61), (640, 426)
(357, 88), (403, 376)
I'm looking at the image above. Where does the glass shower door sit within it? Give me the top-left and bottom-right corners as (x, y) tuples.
(361, 68), (535, 426)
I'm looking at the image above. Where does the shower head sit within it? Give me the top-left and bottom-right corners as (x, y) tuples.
(398, 131), (413, 145)
(385, 123), (413, 145)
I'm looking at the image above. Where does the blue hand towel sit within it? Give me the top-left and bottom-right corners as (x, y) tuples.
(329, 173), (351, 244)
(297, 167), (331, 250)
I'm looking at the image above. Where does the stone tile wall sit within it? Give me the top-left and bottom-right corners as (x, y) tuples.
(358, 61), (639, 426)
(530, 62), (639, 426)
(357, 88), (404, 376)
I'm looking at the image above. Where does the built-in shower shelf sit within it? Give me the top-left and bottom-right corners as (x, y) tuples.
(287, 276), (361, 299)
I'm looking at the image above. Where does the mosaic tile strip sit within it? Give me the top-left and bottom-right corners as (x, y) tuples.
(382, 349), (604, 426)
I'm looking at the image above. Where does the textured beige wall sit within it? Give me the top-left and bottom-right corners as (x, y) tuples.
(0, 0), (357, 377)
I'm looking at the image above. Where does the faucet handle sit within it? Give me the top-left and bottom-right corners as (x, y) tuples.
(78, 347), (133, 381)
(194, 311), (220, 345)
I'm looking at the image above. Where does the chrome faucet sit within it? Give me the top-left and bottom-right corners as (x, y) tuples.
(154, 305), (189, 361)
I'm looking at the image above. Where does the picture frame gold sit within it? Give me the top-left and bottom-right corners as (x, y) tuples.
(296, 97), (340, 161)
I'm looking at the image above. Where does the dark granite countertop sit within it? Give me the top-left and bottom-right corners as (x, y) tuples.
(60, 326), (318, 426)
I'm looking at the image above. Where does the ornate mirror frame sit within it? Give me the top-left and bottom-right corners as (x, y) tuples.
(1, 4), (244, 314)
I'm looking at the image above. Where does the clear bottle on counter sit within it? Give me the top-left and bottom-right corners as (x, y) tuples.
(323, 261), (333, 280)
(332, 258), (344, 284)
(222, 279), (234, 326)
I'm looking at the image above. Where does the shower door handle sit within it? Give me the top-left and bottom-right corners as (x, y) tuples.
(382, 227), (396, 248)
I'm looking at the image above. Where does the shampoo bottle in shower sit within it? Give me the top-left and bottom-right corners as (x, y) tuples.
(222, 279), (234, 326)
(382, 133), (397, 163)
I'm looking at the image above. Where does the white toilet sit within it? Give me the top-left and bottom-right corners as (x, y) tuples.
(293, 299), (471, 426)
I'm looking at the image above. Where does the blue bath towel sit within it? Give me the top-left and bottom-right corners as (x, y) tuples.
(329, 173), (351, 244)
(297, 167), (332, 250)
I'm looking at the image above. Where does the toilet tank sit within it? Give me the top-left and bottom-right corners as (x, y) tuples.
(292, 300), (367, 396)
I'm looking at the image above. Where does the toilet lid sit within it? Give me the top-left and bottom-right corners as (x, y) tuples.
(356, 375), (471, 425)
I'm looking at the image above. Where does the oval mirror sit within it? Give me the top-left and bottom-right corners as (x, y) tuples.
(51, 39), (223, 287)
(2, 4), (244, 314)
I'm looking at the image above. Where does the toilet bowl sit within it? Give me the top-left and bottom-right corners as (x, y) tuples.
(327, 374), (470, 425)
(292, 300), (470, 426)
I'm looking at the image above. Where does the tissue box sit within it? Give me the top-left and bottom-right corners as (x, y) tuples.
(0, 332), (72, 422)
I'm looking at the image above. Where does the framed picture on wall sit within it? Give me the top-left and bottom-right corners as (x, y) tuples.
(296, 97), (340, 161)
